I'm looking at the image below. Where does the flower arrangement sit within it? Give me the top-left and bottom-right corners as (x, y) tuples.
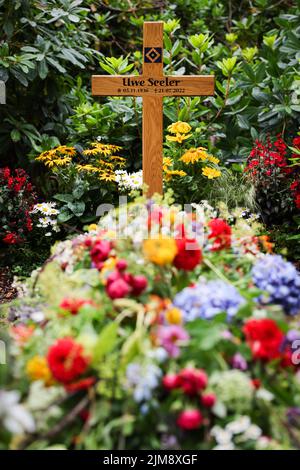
(1, 196), (300, 450)
(0, 167), (36, 245)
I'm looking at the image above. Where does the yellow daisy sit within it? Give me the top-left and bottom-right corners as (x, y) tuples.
(166, 133), (192, 144)
(202, 166), (221, 179)
(167, 121), (192, 134)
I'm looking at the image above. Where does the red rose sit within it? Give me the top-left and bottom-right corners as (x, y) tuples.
(201, 393), (216, 408)
(208, 218), (231, 251)
(173, 238), (202, 271)
(243, 318), (284, 362)
(177, 368), (208, 395)
(162, 374), (180, 390)
(177, 409), (203, 430)
(47, 337), (90, 384)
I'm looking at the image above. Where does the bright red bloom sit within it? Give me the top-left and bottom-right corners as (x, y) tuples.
(65, 377), (96, 393)
(208, 218), (231, 251)
(243, 318), (284, 362)
(47, 337), (90, 384)
(177, 409), (203, 430)
(173, 238), (202, 271)
(59, 298), (94, 315)
(251, 378), (261, 389)
(177, 368), (208, 395)
(293, 136), (300, 148)
(162, 374), (181, 390)
(201, 393), (216, 408)
(3, 232), (19, 244)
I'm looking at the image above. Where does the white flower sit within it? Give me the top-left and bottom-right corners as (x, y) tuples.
(115, 170), (143, 191)
(210, 426), (233, 444)
(125, 362), (162, 403)
(240, 424), (262, 441)
(226, 416), (251, 434)
(256, 388), (274, 401)
(0, 390), (35, 435)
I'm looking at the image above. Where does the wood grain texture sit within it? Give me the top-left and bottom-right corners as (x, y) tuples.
(92, 75), (214, 97)
(143, 21), (164, 77)
(143, 96), (163, 196)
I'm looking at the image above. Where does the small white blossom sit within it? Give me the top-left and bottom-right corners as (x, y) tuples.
(0, 390), (35, 435)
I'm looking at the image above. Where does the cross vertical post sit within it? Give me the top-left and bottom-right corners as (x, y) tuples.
(142, 22), (164, 196)
(91, 21), (215, 197)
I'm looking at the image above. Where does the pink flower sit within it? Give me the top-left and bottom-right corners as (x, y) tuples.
(131, 275), (148, 296)
(201, 393), (216, 408)
(106, 278), (131, 299)
(157, 325), (189, 358)
(162, 374), (181, 390)
(90, 240), (111, 269)
(177, 409), (203, 430)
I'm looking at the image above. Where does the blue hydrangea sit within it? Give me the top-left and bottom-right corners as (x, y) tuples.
(252, 255), (300, 316)
(173, 280), (245, 321)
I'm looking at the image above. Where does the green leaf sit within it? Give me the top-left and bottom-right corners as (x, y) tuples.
(54, 193), (74, 203)
(93, 323), (118, 363)
(67, 201), (85, 216)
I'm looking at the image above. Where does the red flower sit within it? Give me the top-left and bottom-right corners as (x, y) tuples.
(201, 393), (216, 408)
(3, 232), (19, 244)
(65, 377), (96, 393)
(90, 239), (111, 269)
(177, 368), (208, 395)
(162, 374), (181, 390)
(177, 409), (203, 430)
(173, 238), (202, 271)
(47, 337), (90, 384)
(208, 218), (231, 251)
(243, 318), (284, 362)
(293, 136), (300, 148)
(130, 275), (148, 295)
(59, 298), (94, 315)
(106, 278), (131, 299)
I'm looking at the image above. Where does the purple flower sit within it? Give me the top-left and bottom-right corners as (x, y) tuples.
(231, 353), (248, 371)
(157, 325), (189, 358)
(252, 255), (300, 316)
(173, 280), (245, 321)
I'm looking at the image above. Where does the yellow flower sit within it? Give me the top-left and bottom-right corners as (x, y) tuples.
(165, 307), (182, 324)
(168, 121), (192, 134)
(99, 171), (116, 182)
(26, 356), (53, 386)
(56, 146), (76, 157)
(163, 157), (173, 170)
(76, 164), (101, 173)
(166, 133), (192, 144)
(83, 143), (122, 156)
(164, 169), (187, 181)
(143, 237), (178, 265)
(208, 155), (220, 165)
(180, 147), (209, 164)
(88, 224), (98, 232)
(202, 166), (221, 179)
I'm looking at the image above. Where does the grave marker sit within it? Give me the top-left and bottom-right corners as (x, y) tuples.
(92, 21), (214, 196)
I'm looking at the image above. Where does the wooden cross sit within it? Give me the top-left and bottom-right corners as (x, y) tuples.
(92, 21), (214, 196)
